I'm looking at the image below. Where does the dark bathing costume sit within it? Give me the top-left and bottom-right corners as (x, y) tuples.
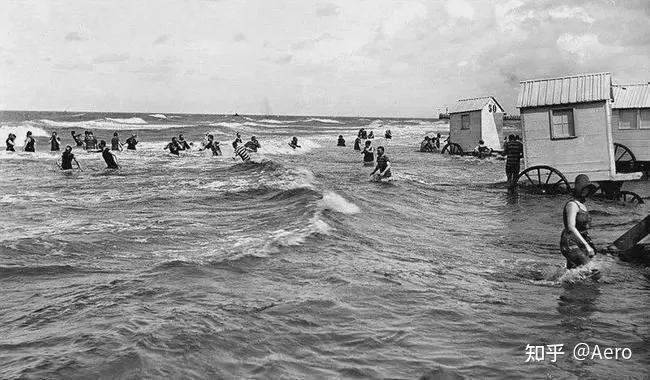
(102, 149), (119, 169)
(50, 136), (60, 151)
(61, 151), (74, 170)
(560, 200), (594, 269)
(24, 136), (35, 152)
(111, 137), (120, 150)
(166, 142), (180, 155)
(126, 137), (137, 150)
(363, 147), (374, 164)
(6, 137), (15, 151)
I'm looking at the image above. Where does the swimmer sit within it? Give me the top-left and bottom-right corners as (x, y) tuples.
(84, 131), (98, 151)
(370, 146), (391, 180)
(102, 146), (120, 169)
(337, 135), (346, 147)
(362, 140), (374, 166)
(165, 137), (181, 155)
(354, 136), (362, 151)
(420, 136), (431, 152)
(126, 134), (138, 150)
(49, 132), (61, 151)
(368, 131), (374, 139)
(59, 145), (81, 170)
(244, 136), (261, 152)
(289, 137), (301, 149)
(111, 132), (123, 151)
(23, 131), (35, 152)
(434, 133), (442, 150)
(560, 175), (598, 269)
(502, 134), (523, 189)
(384, 130), (392, 139)
(232, 141), (251, 162)
(200, 135), (222, 156)
(5, 133), (16, 151)
(178, 134), (191, 150)
(231, 132), (243, 149)
(98, 140), (107, 151)
(71, 131), (83, 147)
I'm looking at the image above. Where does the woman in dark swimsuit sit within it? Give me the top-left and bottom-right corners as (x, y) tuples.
(560, 174), (597, 269)
(361, 140), (374, 166)
(23, 131), (35, 152)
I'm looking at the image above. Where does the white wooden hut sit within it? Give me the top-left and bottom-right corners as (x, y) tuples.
(612, 83), (650, 162)
(448, 96), (504, 152)
(516, 72), (641, 182)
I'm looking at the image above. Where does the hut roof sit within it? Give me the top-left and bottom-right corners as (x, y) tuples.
(517, 72), (612, 108)
(612, 83), (650, 109)
(449, 96), (503, 114)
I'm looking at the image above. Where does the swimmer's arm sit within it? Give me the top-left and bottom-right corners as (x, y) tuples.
(370, 163), (379, 175)
(565, 202), (594, 255)
(74, 157), (82, 170)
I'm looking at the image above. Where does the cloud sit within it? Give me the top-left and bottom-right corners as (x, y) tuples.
(154, 34), (172, 44)
(445, 0), (475, 20)
(233, 33), (246, 42)
(291, 33), (336, 50)
(548, 5), (594, 24)
(64, 32), (83, 42)
(53, 62), (94, 71)
(93, 53), (130, 64)
(316, 3), (339, 17)
(274, 54), (293, 64)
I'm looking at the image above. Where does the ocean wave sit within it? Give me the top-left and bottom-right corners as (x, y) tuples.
(304, 118), (342, 124)
(257, 137), (321, 156)
(319, 192), (361, 214)
(105, 117), (148, 124)
(149, 114), (167, 119)
(0, 125), (50, 145)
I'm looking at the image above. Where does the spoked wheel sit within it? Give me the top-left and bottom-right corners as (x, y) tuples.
(442, 142), (463, 155)
(618, 191), (644, 204)
(614, 143), (637, 173)
(514, 165), (571, 195)
(591, 187), (644, 205)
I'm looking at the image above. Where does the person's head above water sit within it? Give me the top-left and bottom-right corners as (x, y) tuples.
(338, 135), (343, 139)
(179, 134), (185, 140)
(52, 131), (57, 136)
(508, 134), (515, 141)
(479, 139), (485, 144)
(424, 136), (430, 140)
(113, 132), (118, 137)
(207, 134), (214, 140)
(251, 136), (257, 141)
(365, 140), (371, 147)
(26, 131), (32, 137)
(172, 137), (178, 142)
(377, 146), (385, 155)
(65, 145), (72, 152)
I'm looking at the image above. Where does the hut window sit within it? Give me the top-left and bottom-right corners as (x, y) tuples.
(461, 114), (470, 130)
(641, 109), (650, 129)
(618, 109), (637, 129)
(550, 109), (575, 139)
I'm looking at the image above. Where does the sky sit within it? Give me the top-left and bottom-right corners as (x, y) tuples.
(0, 0), (648, 117)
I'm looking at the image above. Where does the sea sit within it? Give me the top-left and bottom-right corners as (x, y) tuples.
(0, 111), (648, 379)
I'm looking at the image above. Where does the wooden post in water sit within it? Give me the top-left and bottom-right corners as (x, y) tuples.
(612, 215), (650, 254)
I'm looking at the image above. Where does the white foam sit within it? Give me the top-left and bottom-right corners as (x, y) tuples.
(149, 114), (167, 119)
(319, 192), (361, 214)
(257, 137), (321, 156)
(304, 118), (342, 124)
(105, 117), (148, 124)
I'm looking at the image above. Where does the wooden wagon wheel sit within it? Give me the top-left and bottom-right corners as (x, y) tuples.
(614, 143), (637, 173)
(514, 165), (571, 195)
(441, 142), (463, 155)
(619, 191), (645, 205)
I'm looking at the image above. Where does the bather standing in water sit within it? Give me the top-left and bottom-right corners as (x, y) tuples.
(244, 136), (261, 152)
(59, 146), (81, 170)
(111, 132), (123, 151)
(49, 132), (61, 151)
(165, 137), (182, 155)
(560, 174), (597, 269)
(178, 134), (191, 150)
(201, 135), (222, 156)
(5, 133), (16, 151)
(232, 141), (251, 162)
(126, 134), (138, 150)
(102, 147), (120, 169)
(362, 140), (374, 166)
(23, 131), (35, 152)
(370, 146), (391, 180)
(354, 136), (362, 151)
(71, 131), (84, 147)
(337, 135), (346, 147)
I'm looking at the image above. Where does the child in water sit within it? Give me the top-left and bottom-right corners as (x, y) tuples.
(362, 140), (374, 166)
(337, 135), (346, 147)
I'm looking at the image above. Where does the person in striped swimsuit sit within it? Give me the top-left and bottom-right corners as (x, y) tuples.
(233, 142), (251, 162)
(502, 134), (524, 189)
